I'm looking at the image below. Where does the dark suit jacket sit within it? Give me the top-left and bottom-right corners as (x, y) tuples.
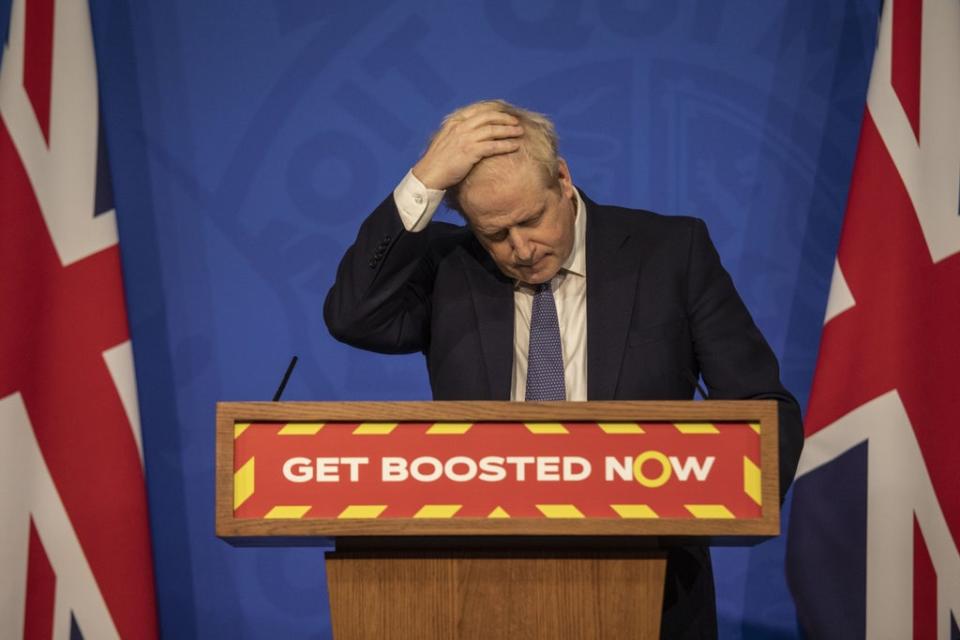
(325, 191), (804, 639)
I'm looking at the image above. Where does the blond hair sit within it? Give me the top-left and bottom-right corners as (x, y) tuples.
(438, 99), (560, 213)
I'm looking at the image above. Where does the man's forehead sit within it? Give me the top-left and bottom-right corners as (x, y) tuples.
(464, 183), (549, 230)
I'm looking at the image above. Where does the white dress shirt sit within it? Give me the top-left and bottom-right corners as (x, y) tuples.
(393, 170), (588, 401)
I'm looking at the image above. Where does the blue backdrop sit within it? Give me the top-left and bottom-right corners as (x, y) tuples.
(3, 0), (881, 637)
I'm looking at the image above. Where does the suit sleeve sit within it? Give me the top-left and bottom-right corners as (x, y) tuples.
(684, 218), (804, 501)
(323, 195), (447, 354)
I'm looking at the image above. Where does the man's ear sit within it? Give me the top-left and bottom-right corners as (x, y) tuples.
(557, 158), (575, 200)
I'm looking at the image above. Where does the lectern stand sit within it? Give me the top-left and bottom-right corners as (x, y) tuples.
(216, 401), (780, 639)
(326, 541), (666, 639)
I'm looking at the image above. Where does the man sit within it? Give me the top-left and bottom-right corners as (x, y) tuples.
(325, 100), (803, 638)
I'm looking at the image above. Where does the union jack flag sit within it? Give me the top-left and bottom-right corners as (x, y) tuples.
(787, 0), (960, 637)
(0, 0), (158, 637)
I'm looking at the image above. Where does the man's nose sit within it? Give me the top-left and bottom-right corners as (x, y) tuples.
(509, 229), (534, 263)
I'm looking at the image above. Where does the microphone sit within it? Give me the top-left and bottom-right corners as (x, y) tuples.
(272, 355), (298, 401)
(683, 369), (709, 400)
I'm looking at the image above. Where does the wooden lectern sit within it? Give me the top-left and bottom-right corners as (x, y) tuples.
(216, 401), (780, 639)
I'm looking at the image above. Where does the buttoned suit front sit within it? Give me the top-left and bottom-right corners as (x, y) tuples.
(324, 190), (804, 639)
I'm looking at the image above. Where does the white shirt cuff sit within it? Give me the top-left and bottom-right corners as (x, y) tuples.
(393, 170), (446, 232)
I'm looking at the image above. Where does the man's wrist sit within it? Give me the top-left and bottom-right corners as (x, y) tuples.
(393, 169), (446, 232)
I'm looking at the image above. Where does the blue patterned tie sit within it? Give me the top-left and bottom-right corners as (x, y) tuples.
(525, 281), (566, 401)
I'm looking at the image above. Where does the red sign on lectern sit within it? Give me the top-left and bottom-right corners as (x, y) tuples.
(232, 420), (762, 521)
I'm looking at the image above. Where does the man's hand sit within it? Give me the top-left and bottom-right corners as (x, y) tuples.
(412, 104), (523, 190)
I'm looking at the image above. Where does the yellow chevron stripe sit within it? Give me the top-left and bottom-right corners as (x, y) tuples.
(750, 422), (761, 435)
(685, 504), (735, 519)
(233, 457), (254, 510)
(744, 457), (762, 506)
(264, 505), (311, 519)
(338, 505), (387, 519)
(278, 423), (325, 435)
(598, 422), (646, 434)
(536, 504), (585, 518)
(610, 504), (659, 518)
(426, 422), (473, 434)
(674, 423), (720, 434)
(525, 423), (568, 434)
(353, 422), (398, 435)
(234, 422), (251, 439)
(414, 505), (462, 518)
(487, 506), (510, 518)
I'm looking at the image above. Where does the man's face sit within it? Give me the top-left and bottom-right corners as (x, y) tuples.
(460, 159), (577, 285)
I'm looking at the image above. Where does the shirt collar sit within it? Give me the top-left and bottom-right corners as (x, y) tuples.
(561, 187), (587, 278)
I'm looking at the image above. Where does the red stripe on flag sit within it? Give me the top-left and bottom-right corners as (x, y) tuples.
(23, 519), (56, 640)
(0, 118), (158, 637)
(23, 0), (55, 144)
(913, 517), (937, 640)
(891, 0), (923, 141)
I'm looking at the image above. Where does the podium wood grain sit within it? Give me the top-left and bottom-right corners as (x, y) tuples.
(326, 551), (667, 639)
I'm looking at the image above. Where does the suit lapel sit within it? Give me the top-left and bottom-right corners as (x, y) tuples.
(462, 243), (514, 400)
(586, 197), (643, 400)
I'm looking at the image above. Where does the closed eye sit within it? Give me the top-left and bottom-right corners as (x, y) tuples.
(519, 208), (545, 227)
(480, 206), (545, 242)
